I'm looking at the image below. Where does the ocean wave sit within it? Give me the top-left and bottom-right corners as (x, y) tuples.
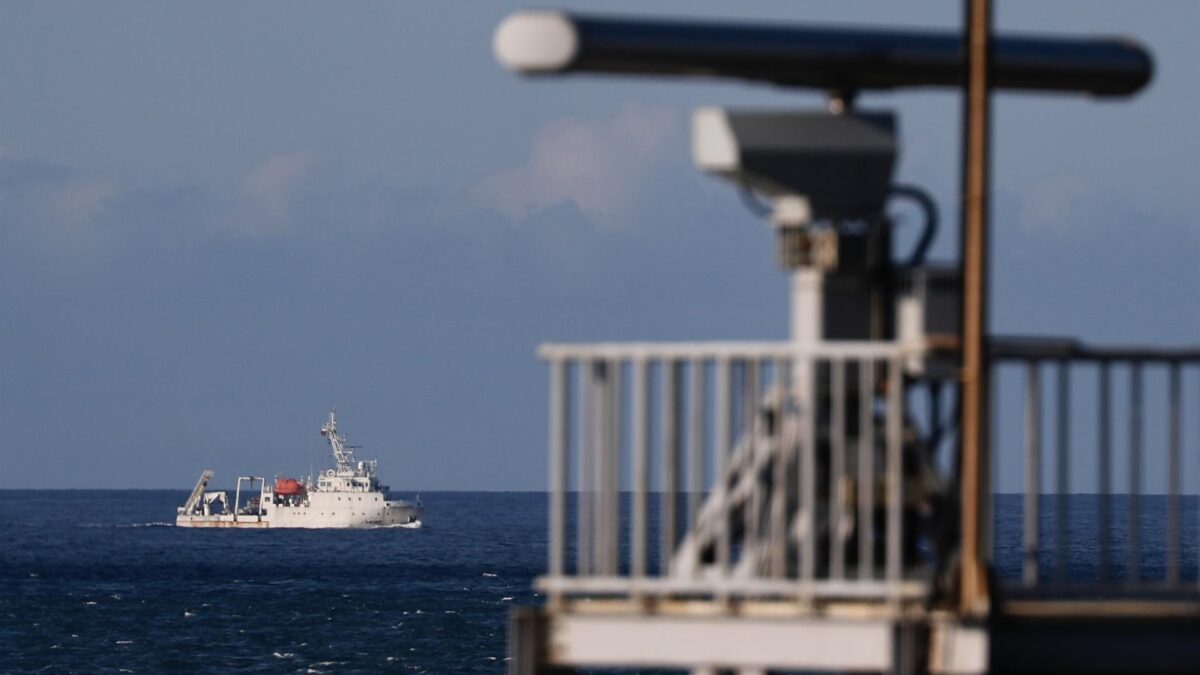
(373, 520), (422, 529)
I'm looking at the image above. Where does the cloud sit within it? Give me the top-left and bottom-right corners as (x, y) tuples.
(1018, 174), (1091, 231)
(227, 149), (320, 235)
(45, 178), (119, 230)
(0, 151), (119, 257)
(473, 102), (681, 228)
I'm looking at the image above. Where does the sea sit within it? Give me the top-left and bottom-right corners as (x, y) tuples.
(1, 491), (1196, 673)
(0, 491), (544, 673)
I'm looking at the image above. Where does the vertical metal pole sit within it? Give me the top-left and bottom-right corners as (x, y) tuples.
(1055, 360), (1070, 584)
(1128, 362), (1142, 587)
(859, 359), (876, 580)
(886, 358), (903, 586)
(1098, 362), (1112, 582)
(548, 359), (568, 593)
(830, 359), (847, 580)
(661, 360), (681, 575)
(799, 355), (817, 587)
(771, 357), (789, 578)
(604, 359), (621, 576)
(745, 359), (761, 565)
(959, 0), (993, 614)
(1023, 362), (1040, 587)
(592, 360), (610, 576)
(234, 477), (242, 523)
(716, 356), (732, 577)
(688, 358), (706, 531)
(578, 361), (593, 576)
(632, 358), (650, 582)
(1167, 363), (1181, 586)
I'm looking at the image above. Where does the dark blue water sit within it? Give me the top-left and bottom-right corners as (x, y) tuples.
(2, 491), (1196, 672)
(992, 493), (1198, 586)
(0, 491), (545, 673)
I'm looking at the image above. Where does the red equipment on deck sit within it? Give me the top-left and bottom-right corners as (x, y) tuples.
(274, 478), (306, 496)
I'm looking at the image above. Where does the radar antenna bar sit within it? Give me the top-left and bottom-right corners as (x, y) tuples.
(495, 11), (1152, 98)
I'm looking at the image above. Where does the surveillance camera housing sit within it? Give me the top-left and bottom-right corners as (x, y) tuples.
(692, 108), (897, 222)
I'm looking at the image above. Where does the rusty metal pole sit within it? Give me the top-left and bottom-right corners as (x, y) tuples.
(959, 0), (992, 615)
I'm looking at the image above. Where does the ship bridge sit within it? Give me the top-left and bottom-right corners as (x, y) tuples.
(495, 6), (1200, 674)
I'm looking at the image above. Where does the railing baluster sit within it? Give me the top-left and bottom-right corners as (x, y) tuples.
(590, 359), (618, 577)
(886, 358), (903, 586)
(716, 356), (732, 578)
(744, 358), (761, 571)
(661, 359), (681, 576)
(578, 360), (593, 577)
(1166, 363), (1181, 587)
(1023, 361), (1041, 587)
(859, 359), (876, 580)
(984, 362), (996, 562)
(688, 358), (706, 533)
(1055, 360), (1070, 584)
(632, 357), (649, 581)
(1128, 362), (1142, 587)
(592, 360), (611, 576)
(606, 359), (622, 576)
(1098, 362), (1112, 582)
(799, 356), (817, 587)
(548, 358), (568, 595)
(830, 358), (846, 580)
(771, 357), (789, 578)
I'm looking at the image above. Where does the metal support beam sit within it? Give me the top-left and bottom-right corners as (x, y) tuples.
(958, 0), (992, 615)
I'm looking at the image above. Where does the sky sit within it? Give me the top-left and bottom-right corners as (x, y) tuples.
(0, 1), (1196, 492)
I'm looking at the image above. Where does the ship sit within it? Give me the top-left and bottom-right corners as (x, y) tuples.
(176, 409), (423, 528)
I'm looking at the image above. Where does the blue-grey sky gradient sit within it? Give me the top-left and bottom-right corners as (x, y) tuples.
(1, 1), (1196, 492)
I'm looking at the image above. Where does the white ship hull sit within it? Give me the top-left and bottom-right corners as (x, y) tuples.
(175, 497), (421, 529)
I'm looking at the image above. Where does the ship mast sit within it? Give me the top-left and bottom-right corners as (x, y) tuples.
(320, 409), (355, 473)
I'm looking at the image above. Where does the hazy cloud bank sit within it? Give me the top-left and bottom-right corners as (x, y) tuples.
(473, 102), (682, 229)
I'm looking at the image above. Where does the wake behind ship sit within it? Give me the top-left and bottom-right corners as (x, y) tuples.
(176, 410), (422, 528)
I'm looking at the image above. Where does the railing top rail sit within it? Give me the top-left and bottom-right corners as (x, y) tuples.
(538, 340), (917, 362)
(539, 337), (1200, 363)
(991, 336), (1200, 363)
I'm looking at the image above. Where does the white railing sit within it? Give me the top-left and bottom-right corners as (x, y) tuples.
(539, 340), (929, 605)
(992, 338), (1200, 592)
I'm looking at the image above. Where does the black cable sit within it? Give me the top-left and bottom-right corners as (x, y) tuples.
(887, 184), (939, 268)
(737, 182), (773, 219)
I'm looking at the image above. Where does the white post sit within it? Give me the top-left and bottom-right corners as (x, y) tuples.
(790, 268), (823, 345)
(234, 477), (243, 523)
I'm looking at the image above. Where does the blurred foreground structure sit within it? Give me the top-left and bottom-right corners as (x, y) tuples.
(495, 5), (1199, 673)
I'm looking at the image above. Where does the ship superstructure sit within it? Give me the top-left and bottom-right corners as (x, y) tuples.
(176, 410), (422, 528)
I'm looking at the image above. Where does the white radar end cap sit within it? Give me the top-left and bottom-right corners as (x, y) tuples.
(691, 107), (739, 172)
(494, 11), (579, 73)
